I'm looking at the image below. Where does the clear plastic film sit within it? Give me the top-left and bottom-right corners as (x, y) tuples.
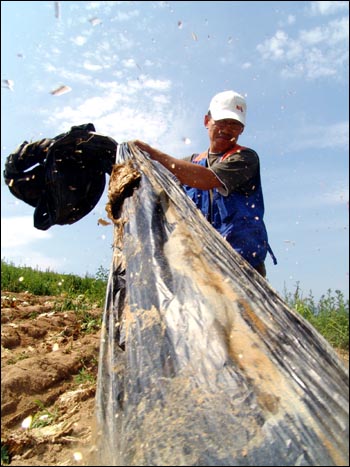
(93, 142), (348, 466)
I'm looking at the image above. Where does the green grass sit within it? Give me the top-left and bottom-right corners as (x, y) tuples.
(74, 365), (97, 384)
(1, 259), (108, 307)
(30, 400), (60, 429)
(1, 259), (109, 335)
(283, 282), (349, 351)
(1, 444), (10, 466)
(1, 260), (348, 351)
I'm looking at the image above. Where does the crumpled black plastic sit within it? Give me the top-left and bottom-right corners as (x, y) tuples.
(93, 142), (349, 466)
(3, 123), (118, 230)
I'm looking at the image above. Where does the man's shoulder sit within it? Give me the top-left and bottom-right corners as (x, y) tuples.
(226, 146), (259, 162)
(182, 154), (195, 162)
(237, 146), (258, 156)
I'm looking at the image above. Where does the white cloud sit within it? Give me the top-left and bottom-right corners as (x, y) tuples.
(44, 65), (93, 85)
(291, 121), (349, 150)
(83, 62), (104, 71)
(152, 94), (170, 104)
(1, 250), (65, 273)
(85, 1), (121, 10)
(142, 78), (171, 91)
(54, 94), (119, 120)
(1, 216), (52, 248)
(299, 26), (326, 45)
(258, 121), (349, 158)
(113, 32), (136, 50)
(300, 17), (349, 45)
(242, 62), (252, 69)
(95, 108), (168, 142)
(257, 17), (349, 79)
(322, 188), (349, 205)
(86, 1), (102, 10)
(257, 30), (289, 60)
(122, 58), (138, 69)
(278, 14), (296, 28)
(309, 1), (349, 16)
(44, 64), (57, 73)
(43, 75), (175, 145)
(110, 10), (140, 22)
(0, 217), (70, 273)
(71, 35), (88, 46)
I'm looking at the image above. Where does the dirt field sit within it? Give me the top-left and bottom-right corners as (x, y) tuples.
(1, 290), (348, 466)
(1, 291), (101, 466)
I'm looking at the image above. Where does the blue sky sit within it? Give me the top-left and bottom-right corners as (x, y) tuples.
(1, 1), (349, 301)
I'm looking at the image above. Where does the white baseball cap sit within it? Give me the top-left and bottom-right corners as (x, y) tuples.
(208, 90), (247, 126)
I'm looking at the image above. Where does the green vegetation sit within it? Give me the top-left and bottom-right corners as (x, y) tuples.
(284, 283), (349, 351)
(1, 444), (10, 466)
(74, 356), (98, 385)
(75, 366), (96, 384)
(1, 260), (348, 351)
(1, 260), (108, 307)
(1, 260), (108, 335)
(30, 400), (59, 429)
(7, 352), (30, 365)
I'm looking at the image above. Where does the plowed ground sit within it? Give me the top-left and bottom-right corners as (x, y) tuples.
(1, 291), (348, 466)
(1, 291), (101, 466)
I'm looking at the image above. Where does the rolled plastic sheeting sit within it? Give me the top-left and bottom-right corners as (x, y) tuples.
(94, 142), (348, 466)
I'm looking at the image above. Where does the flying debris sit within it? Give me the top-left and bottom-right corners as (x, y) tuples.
(182, 137), (191, 145)
(98, 218), (111, 226)
(2, 80), (14, 91)
(50, 85), (72, 96)
(21, 415), (32, 430)
(73, 452), (83, 462)
(283, 240), (296, 246)
(177, 20), (183, 29)
(89, 17), (102, 26)
(54, 1), (60, 19)
(191, 32), (198, 41)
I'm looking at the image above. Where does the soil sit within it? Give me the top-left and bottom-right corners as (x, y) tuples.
(1, 290), (349, 466)
(1, 291), (102, 466)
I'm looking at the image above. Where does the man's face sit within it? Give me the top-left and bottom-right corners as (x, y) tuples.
(205, 115), (244, 152)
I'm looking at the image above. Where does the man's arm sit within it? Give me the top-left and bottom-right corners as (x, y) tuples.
(132, 140), (222, 190)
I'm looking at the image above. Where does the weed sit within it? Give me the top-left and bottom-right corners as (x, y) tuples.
(2, 260), (348, 352)
(7, 352), (30, 365)
(75, 367), (95, 384)
(78, 310), (102, 333)
(284, 283), (349, 350)
(31, 400), (59, 428)
(1, 443), (10, 465)
(1, 260), (107, 307)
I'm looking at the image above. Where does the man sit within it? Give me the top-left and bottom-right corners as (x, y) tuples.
(134, 90), (276, 277)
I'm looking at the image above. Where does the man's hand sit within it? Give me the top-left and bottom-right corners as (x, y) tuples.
(131, 140), (222, 190)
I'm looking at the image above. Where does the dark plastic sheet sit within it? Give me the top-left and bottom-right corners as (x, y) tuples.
(3, 124), (117, 230)
(94, 142), (348, 466)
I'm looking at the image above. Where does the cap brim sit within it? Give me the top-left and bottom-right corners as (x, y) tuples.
(210, 109), (245, 125)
